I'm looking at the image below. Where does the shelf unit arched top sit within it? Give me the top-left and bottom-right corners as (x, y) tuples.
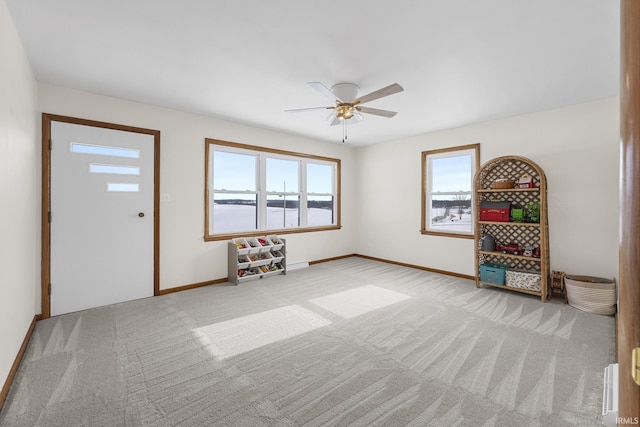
(474, 155), (547, 192)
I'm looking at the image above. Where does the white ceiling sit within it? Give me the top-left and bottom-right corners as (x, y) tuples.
(6, 0), (620, 146)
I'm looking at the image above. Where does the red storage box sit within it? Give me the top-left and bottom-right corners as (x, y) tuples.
(479, 201), (511, 222)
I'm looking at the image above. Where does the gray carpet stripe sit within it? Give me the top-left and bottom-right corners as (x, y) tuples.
(488, 346), (529, 409)
(404, 394), (445, 427)
(518, 353), (557, 416)
(454, 335), (505, 396)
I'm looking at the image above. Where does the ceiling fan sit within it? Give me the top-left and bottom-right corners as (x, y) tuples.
(285, 82), (404, 141)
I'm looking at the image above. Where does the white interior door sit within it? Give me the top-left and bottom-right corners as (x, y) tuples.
(50, 121), (155, 316)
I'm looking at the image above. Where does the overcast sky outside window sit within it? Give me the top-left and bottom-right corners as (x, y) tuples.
(213, 150), (468, 195)
(213, 151), (332, 196)
(431, 155), (472, 192)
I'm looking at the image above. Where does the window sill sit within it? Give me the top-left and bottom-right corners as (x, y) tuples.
(420, 229), (475, 239)
(205, 224), (342, 242)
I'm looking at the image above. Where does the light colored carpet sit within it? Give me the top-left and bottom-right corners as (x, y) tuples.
(0, 257), (614, 426)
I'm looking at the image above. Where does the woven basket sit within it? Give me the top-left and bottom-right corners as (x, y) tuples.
(506, 269), (541, 291)
(565, 275), (616, 315)
(492, 180), (515, 189)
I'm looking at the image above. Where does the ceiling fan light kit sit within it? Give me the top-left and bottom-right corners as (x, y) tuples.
(286, 81), (404, 142)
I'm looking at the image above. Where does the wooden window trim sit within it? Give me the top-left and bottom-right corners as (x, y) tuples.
(420, 143), (480, 239)
(204, 138), (341, 241)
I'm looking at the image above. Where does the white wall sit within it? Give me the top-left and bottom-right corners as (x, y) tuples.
(0, 0), (39, 390)
(38, 84), (358, 291)
(38, 84), (619, 293)
(356, 98), (619, 280)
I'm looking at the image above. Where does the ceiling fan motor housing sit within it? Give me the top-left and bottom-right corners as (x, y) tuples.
(331, 83), (359, 102)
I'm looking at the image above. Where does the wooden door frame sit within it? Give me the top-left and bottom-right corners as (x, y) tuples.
(619, 0), (640, 419)
(41, 113), (161, 319)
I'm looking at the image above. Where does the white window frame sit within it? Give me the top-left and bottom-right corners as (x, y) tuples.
(421, 144), (479, 239)
(205, 139), (340, 241)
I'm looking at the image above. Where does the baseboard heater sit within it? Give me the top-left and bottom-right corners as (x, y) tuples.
(602, 363), (618, 427)
(287, 261), (309, 271)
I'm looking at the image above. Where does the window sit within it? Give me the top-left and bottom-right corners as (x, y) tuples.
(106, 183), (140, 192)
(71, 142), (140, 158)
(266, 157), (299, 229)
(205, 139), (340, 240)
(89, 163), (140, 175)
(421, 144), (479, 238)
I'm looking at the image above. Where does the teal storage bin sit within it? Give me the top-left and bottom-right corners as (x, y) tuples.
(479, 262), (510, 285)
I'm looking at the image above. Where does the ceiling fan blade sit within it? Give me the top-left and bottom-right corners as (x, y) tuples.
(285, 106), (334, 113)
(356, 106), (398, 118)
(308, 82), (343, 103)
(352, 83), (404, 105)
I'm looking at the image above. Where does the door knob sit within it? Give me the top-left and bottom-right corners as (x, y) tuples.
(138, 212), (145, 218)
